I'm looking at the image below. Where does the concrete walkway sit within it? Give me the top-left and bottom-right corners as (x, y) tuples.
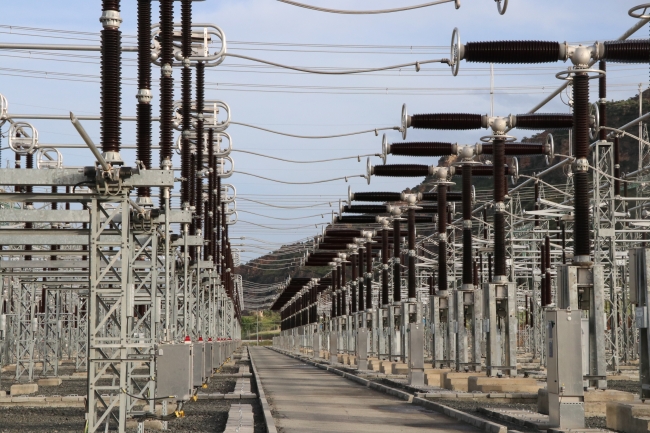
(250, 347), (481, 433)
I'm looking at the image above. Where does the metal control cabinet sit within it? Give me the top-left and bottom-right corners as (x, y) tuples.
(407, 322), (424, 386)
(192, 342), (205, 388)
(204, 342), (213, 379)
(156, 344), (193, 401)
(547, 309), (585, 429)
(629, 248), (650, 400)
(356, 328), (368, 370)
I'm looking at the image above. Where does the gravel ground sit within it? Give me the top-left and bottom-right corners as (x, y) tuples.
(0, 353), (269, 433)
(0, 407), (86, 433)
(436, 399), (607, 432)
(607, 379), (640, 396)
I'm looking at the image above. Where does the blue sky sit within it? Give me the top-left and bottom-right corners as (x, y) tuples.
(1, 0), (648, 263)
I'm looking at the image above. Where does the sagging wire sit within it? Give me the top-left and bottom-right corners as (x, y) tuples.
(239, 197), (333, 209)
(231, 121), (398, 138)
(235, 171), (366, 184)
(276, 0), (456, 14)
(224, 53), (449, 75)
(234, 149), (380, 163)
(238, 219), (328, 230)
(238, 209), (326, 220)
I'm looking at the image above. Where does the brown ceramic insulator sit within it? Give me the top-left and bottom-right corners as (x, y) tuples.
(614, 136), (621, 196)
(358, 248), (365, 311)
(351, 192), (401, 202)
(407, 208), (416, 299)
(335, 215), (377, 224)
(393, 219), (401, 303)
(181, 0), (192, 58)
(389, 142), (454, 156)
(136, 103), (152, 197)
(573, 73), (590, 159)
(343, 205), (388, 214)
(325, 229), (362, 237)
(351, 254), (358, 313)
(437, 185), (447, 291)
(382, 228), (389, 306)
(573, 171), (591, 258)
(422, 192), (462, 202)
(604, 39), (650, 63)
(534, 181), (540, 227)
(373, 164), (430, 177)
(515, 114), (573, 130)
(410, 113), (482, 130)
(158, 0), (174, 179)
(493, 139), (506, 202)
(100, 26), (122, 154)
(455, 165), (510, 177)
(599, 61), (607, 141)
(464, 40), (560, 64)
(493, 212), (506, 278)
(482, 143), (544, 155)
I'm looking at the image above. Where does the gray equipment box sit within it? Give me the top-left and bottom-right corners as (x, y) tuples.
(193, 341), (206, 388)
(204, 341), (213, 379)
(156, 343), (193, 401)
(547, 309), (585, 429)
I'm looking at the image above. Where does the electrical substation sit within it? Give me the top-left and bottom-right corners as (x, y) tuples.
(1, 1), (650, 432)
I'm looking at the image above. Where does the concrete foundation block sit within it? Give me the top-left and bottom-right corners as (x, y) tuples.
(10, 383), (38, 396)
(607, 401), (650, 433)
(379, 361), (393, 374)
(442, 372), (475, 392)
(37, 378), (63, 387)
(390, 363), (409, 375)
(423, 368), (451, 387)
(584, 389), (635, 417)
(368, 358), (382, 371)
(538, 389), (549, 415)
(0, 391), (6, 397)
(468, 376), (539, 393)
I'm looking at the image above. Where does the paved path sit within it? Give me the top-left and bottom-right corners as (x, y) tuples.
(250, 347), (481, 433)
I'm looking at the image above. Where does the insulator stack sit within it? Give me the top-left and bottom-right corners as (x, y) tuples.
(325, 229), (362, 237)
(599, 61), (607, 141)
(515, 113), (573, 129)
(100, 0), (122, 155)
(493, 137), (506, 278)
(351, 192), (402, 202)
(464, 40), (560, 64)
(382, 228), (389, 306)
(603, 39), (650, 63)
(614, 136), (621, 196)
(159, 0), (174, 199)
(462, 165), (473, 286)
(343, 205), (388, 214)
(136, 0), (152, 198)
(573, 72), (591, 261)
(350, 254), (358, 313)
(365, 241), (372, 307)
(373, 164), (431, 177)
(358, 247), (365, 311)
(195, 62), (205, 239)
(437, 185), (447, 292)
(389, 142), (454, 156)
(422, 192), (462, 202)
(392, 219), (401, 303)
(411, 113), (482, 130)
(416, 205), (438, 213)
(205, 129), (214, 261)
(482, 142), (544, 155)
(455, 165), (510, 176)
(545, 236), (552, 305)
(335, 215), (377, 224)
(180, 0), (192, 209)
(408, 208), (416, 299)
(534, 181), (540, 227)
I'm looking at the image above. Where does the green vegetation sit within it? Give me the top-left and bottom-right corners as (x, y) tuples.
(241, 310), (281, 341)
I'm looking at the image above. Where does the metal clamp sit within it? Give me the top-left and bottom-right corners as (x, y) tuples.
(36, 147), (63, 169)
(8, 122), (39, 155)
